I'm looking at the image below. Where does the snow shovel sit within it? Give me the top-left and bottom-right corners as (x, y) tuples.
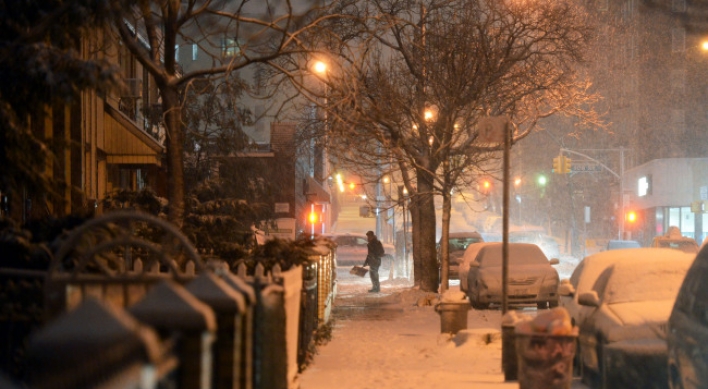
(349, 265), (368, 277)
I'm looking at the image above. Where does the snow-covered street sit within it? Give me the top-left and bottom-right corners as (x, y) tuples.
(298, 266), (589, 389)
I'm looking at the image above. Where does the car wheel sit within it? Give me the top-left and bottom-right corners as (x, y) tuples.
(471, 295), (489, 309)
(537, 301), (549, 310)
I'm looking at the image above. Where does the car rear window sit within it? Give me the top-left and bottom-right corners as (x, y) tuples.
(448, 237), (482, 252)
(476, 243), (548, 267)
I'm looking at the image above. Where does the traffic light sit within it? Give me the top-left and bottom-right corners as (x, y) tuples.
(552, 156), (561, 173)
(306, 204), (324, 225)
(308, 210), (320, 224)
(552, 155), (572, 174)
(562, 156), (572, 174)
(626, 210), (637, 223)
(536, 174), (547, 187)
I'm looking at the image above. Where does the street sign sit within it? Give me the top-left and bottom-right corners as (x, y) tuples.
(476, 115), (509, 144)
(571, 160), (602, 173)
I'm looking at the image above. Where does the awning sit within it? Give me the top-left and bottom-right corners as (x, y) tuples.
(305, 176), (331, 203)
(104, 102), (164, 165)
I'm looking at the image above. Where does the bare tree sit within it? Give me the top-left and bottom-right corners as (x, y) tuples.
(303, 0), (603, 291)
(106, 0), (341, 227)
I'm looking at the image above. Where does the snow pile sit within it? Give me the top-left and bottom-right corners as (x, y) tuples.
(440, 289), (467, 303)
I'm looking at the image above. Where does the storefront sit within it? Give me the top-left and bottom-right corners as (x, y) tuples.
(623, 158), (708, 246)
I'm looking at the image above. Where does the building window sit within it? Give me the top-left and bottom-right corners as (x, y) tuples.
(621, 0), (634, 23)
(192, 44), (198, 61)
(119, 168), (148, 191)
(221, 38), (239, 58)
(175, 45), (179, 61)
(672, 0), (686, 12)
(672, 28), (686, 52)
(671, 68), (686, 95)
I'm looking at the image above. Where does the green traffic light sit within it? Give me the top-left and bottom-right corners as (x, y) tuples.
(537, 175), (547, 186)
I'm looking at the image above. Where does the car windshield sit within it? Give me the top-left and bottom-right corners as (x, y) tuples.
(601, 257), (693, 305)
(476, 244), (547, 267)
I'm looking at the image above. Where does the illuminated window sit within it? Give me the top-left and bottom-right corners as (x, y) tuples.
(221, 38), (239, 58)
(192, 44), (198, 61)
(638, 175), (651, 197)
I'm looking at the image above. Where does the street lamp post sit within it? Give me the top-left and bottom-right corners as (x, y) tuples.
(313, 61), (329, 184)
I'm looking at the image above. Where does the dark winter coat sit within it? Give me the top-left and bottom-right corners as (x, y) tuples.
(365, 238), (385, 268)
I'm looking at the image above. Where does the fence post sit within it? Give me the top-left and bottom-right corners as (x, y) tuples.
(186, 272), (246, 389)
(217, 270), (256, 389)
(128, 281), (216, 389)
(26, 298), (165, 389)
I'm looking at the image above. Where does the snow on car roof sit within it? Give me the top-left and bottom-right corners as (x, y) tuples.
(463, 242), (548, 267)
(588, 249), (694, 305)
(570, 248), (692, 297)
(602, 258), (692, 305)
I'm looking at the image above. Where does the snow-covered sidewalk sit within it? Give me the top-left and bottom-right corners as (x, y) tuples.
(298, 269), (588, 389)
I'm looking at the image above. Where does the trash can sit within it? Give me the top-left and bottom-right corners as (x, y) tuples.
(501, 324), (517, 381)
(434, 301), (469, 334)
(515, 333), (577, 389)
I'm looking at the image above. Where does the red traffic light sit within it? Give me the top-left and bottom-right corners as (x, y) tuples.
(306, 204), (324, 225)
(626, 211), (637, 223)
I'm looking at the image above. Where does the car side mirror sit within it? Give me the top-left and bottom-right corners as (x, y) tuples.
(469, 261), (480, 268)
(549, 258), (560, 265)
(578, 291), (600, 307)
(558, 280), (575, 297)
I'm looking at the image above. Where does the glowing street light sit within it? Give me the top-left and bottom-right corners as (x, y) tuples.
(314, 60), (327, 74)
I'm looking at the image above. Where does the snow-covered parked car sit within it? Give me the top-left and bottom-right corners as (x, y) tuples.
(436, 231), (484, 280)
(574, 250), (693, 389)
(668, 242), (708, 389)
(558, 248), (687, 331)
(458, 242), (560, 310)
(323, 232), (394, 267)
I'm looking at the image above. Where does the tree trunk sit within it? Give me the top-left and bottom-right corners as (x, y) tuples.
(162, 87), (185, 228)
(440, 188), (452, 292)
(412, 172), (439, 292)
